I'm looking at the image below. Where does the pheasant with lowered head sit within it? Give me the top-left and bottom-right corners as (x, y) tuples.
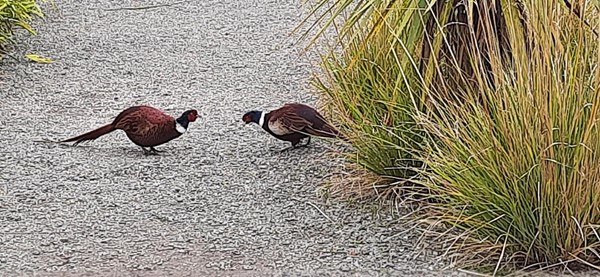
(242, 103), (346, 150)
(60, 105), (198, 155)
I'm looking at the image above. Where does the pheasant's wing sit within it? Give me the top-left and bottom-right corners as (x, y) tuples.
(280, 104), (335, 137)
(303, 115), (341, 138)
(114, 106), (174, 136)
(136, 106), (175, 125)
(267, 110), (313, 136)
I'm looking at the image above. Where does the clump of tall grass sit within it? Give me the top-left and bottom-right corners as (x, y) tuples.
(0, 0), (44, 54)
(417, 0), (600, 271)
(304, 0), (428, 198)
(301, 0), (600, 273)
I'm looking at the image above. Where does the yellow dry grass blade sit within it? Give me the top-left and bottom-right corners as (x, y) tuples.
(25, 53), (53, 63)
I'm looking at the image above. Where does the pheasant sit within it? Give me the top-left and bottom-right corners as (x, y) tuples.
(60, 105), (198, 155)
(242, 103), (346, 150)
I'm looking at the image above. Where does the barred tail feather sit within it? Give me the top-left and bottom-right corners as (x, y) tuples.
(326, 124), (349, 142)
(61, 124), (115, 145)
(310, 123), (349, 142)
(334, 129), (349, 142)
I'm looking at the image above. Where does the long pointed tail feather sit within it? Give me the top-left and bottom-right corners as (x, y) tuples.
(314, 111), (349, 142)
(308, 123), (349, 142)
(323, 123), (349, 142)
(60, 124), (115, 145)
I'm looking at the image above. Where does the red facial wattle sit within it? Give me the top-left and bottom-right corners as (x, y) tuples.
(188, 111), (198, 122)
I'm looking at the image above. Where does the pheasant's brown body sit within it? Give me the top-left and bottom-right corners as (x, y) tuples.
(112, 106), (182, 147)
(264, 103), (344, 144)
(60, 105), (198, 155)
(242, 103), (346, 149)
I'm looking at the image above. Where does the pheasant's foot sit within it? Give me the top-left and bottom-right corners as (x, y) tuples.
(141, 147), (159, 156)
(150, 147), (164, 153)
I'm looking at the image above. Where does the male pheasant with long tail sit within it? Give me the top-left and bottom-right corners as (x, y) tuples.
(60, 105), (198, 155)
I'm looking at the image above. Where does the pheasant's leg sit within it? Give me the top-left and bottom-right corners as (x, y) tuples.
(278, 146), (294, 152)
(292, 137), (310, 149)
(141, 147), (159, 156)
(150, 147), (164, 153)
(300, 136), (311, 147)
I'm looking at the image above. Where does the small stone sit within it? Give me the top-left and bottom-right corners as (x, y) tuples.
(339, 264), (351, 272)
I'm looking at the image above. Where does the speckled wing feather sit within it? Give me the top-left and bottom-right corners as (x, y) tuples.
(138, 106), (176, 125)
(113, 106), (174, 137)
(303, 115), (340, 138)
(268, 107), (313, 136)
(108, 105), (182, 147)
(280, 103), (339, 138)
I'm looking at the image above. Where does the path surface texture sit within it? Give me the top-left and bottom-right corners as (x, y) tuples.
(0, 1), (558, 276)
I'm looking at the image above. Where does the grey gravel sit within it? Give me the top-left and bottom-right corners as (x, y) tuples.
(0, 0), (598, 277)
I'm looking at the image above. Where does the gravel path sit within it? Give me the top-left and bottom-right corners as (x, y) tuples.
(0, 1), (594, 277)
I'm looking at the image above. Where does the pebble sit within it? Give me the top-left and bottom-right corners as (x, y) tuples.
(339, 264), (351, 272)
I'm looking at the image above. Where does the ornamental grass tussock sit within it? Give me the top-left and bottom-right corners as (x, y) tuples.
(300, 0), (600, 274)
(0, 0), (45, 59)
